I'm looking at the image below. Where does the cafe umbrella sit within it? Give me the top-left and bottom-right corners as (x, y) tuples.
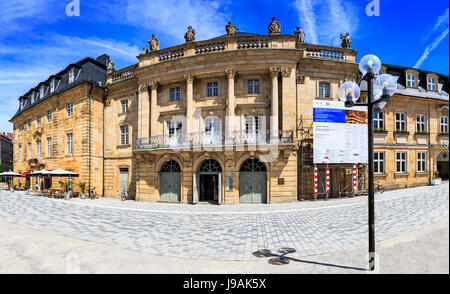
(46, 169), (79, 199)
(0, 171), (22, 191)
(29, 169), (52, 193)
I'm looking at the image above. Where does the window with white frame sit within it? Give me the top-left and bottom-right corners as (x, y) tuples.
(169, 87), (180, 102)
(19, 145), (22, 161)
(427, 77), (436, 91)
(248, 79), (260, 94)
(407, 74), (416, 88)
(28, 143), (31, 160)
(36, 140), (41, 158)
(168, 121), (182, 146)
(121, 99), (129, 113)
(68, 68), (75, 84)
(40, 86), (44, 98)
(31, 92), (35, 103)
(37, 114), (41, 127)
(207, 81), (218, 97)
(441, 116), (448, 133)
(47, 110), (52, 122)
(67, 103), (73, 117)
(416, 114), (427, 132)
(50, 79), (55, 93)
(395, 112), (406, 131)
(318, 82), (330, 98)
(374, 152), (385, 174)
(120, 125), (129, 145)
(417, 152), (426, 172)
(374, 111), (384, 130)
(67, 133), (73, 155)
(396, 152), (407, 173)
(204, 116), (221, 132)
(47, 137), (52, 157)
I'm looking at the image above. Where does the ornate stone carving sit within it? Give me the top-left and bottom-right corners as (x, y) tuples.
(296, 75), (305, 84)
(281, 68), (292, 78)
(340, 32), (352, 49)
(147, 34), (160, 51)
(138, 83), (149, 92)
(104, 98), (111, 107)
(184, 26), (195, 43)
(268, 17), (281, 35)
(269, 67), (281, 78)
(225, 21), (238, 37)
(225, 69), (236, 79)
(140, 47), (149, 55)
(106, 60), (115, 74)
(294, 26), (305, 44)
(150, 81), (159, 91)
(184, 74), (194, 84)
(180, 152), (191, 163)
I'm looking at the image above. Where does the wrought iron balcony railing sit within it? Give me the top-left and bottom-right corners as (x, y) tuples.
(134, 130), (294, 150)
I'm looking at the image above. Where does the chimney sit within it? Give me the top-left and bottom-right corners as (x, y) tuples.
(96, 54), (110, 67)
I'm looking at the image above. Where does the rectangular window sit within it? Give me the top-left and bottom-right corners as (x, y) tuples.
(396, 152), (407, 173)
(120, 125), (129, 145)
(441, 116), (449, 133)
(37, 114), (41, 127)
(67, 103), (73, 117)
(121, 99), (129, 113)
(47, 110), (52, 122)
(374, 111), (384, 130)
(248, 79), (260, 94)
(47, 137), (52, 157)
(416, 114), (427, 132)
(374, 152), (385, 174)
(318, 82), (330, 98)
(427, 77), (436, 91)
(40, 87), (44, 98)
(19, 124), (23, 131)
(36, 140), (41, 158)
(68, 68), (75, 84)
(170, 87), (181, 102)
(50, 79), (55, 92)
(395, 113), (406, 131)
(28, 119), (31, 129)
(67, 133), (73, 156)
(168, 121), (182, 135)
(28, 143), (31, 160)
(407, 74), (416, 88)
(19, 145), (22, 161)
(417, 152), (426, 172)
(207, 82), (219, 97)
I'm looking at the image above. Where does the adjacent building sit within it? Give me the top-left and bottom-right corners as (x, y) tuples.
(0, 132), (13, 172)
(10, 20), (449, 203)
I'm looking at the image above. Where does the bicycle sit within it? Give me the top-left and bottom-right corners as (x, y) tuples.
(89, 188), (99, 199)
(120, 186), (128, 201)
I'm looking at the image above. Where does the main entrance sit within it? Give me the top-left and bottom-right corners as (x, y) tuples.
(194, 159), (222, 204)
(239, 158), (267, 203)
(159, 160), (181, 202)
(437, 152), (449, 180)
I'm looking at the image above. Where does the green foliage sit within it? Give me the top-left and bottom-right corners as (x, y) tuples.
(0, 164), (4, 173)
(78, 182), (86, 193)
(59, 181), (71, 192)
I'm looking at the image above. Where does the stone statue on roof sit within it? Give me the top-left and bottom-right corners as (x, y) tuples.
(268, 17), (281, 35)
(106, 60), (115, 74)
(147, 34), (160, 51)
(340, 32), (352, 49)
(184, 26), (195, 43)
(294, 26), (305, 44)
(225, 21), (238, 37)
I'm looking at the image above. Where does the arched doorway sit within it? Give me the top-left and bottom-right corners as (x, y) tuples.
(159, 160), (181, 202)
(437, 152), (449, 180)
(194, 159), (222, 204)
(239, 158), (267, 203)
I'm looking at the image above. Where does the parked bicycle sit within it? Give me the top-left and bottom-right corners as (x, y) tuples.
(89, 187), (98, 199)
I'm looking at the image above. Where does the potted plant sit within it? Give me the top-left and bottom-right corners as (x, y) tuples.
(431, 170), (441, 185)
(78, 182), (86, 199)
(59, 181), (71, 199)
(24, 180), (30, 195)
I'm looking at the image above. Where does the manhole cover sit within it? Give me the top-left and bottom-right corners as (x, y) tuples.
(277, 247), (296, 254)
(253, 249), (272, 258)
(268, 257), (290, 265)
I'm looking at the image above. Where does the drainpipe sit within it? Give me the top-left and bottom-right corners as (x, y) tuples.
(88, 84), (94, 198)
(102, 85), (108, 198)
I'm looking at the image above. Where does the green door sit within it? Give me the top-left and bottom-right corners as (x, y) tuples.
(160, 172), (181, 202)
(239, 172), (267, 203)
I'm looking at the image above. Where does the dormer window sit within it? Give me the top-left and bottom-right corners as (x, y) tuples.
(31, 92), (35, 103)
(40, 86), (45, 98)
(407, 73), (416, 88)
(427, 77), (436, 91)
(50, 79), (55, 93)
(69, 68), (75, 84)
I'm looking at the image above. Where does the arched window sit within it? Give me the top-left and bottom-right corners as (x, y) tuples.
(198, 159), (222, 172)
(160, 160), (181, 172)
(240, 158), (267, 172)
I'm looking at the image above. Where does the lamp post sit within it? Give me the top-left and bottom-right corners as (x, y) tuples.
(338, 54), (398, 271)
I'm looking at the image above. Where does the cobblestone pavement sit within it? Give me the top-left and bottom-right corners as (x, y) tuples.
(0, 183), (448, 261)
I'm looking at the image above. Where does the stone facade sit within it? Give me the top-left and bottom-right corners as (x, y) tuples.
(10, 27), (449, 202)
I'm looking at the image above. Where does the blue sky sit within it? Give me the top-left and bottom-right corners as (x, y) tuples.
(0, 0), (448, 132)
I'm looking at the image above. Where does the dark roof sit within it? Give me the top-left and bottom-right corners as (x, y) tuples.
(10, 55), (109, 121)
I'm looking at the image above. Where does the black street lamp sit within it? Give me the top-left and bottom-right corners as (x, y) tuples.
(338, 54), (398, 271)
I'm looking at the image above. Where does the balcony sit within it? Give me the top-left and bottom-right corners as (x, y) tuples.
(134, 130), (294, 151)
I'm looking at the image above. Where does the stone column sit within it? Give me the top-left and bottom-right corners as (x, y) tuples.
(225, 69), (236, 141)
(184, 74), (194, 134)
(150, 81), (159, 137)
(270, 67), (280, 137)
(138, 83), (150, 138)
(281, 67), (296, 133)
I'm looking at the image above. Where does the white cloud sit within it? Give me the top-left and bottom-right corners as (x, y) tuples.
(414, 28), (449, 69)
(423, 8), (449, 41)
(125, 0), (228, 43)
(294, 0), (318, 44)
